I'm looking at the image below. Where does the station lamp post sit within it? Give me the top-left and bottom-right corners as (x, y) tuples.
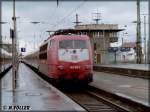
(12, 0), (21, 91)
(30, 21), (40, 24)
(0, 22), (8, 24)
(0, 0), (2, 109)
(30, 21), (41, 51)
(141, 14), (148, 64)
(135, 0), (142, 64)
(132, 14), (148, 64)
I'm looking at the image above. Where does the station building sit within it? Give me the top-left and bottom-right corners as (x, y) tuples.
(53, 24), (124, 64)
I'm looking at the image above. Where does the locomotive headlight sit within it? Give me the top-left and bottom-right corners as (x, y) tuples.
(85, 65), (91, 70)
(57, 65), (64, 70)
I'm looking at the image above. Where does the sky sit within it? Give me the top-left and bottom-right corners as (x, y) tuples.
(1, 1), (149, 55)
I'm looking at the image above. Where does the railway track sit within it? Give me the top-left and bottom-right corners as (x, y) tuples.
(24, 62), (149, 112)
(59, 85), (148, 112)
(62, 89), (126, 112)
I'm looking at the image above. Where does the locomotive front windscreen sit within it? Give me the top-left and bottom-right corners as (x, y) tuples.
(59, 40), (87, 49)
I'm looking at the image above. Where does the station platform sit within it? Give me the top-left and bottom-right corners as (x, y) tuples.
(94, 63), (149, 71)
(0, 63), (11, 73)
(90, 71), (149, 107)
(1, 63), (85, 111)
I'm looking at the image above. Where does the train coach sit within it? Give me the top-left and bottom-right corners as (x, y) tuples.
(25, 34), (93, 84)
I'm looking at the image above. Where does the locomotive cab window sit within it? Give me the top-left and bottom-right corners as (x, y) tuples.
(59, 40), (87, 49)
(49, 40), (54, 48)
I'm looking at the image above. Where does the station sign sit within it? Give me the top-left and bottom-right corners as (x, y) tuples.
(120, 47), (130, 52)
(21, 48), (26, 52)
(108, 47), (131, 52)
(108, 47), (119, 52)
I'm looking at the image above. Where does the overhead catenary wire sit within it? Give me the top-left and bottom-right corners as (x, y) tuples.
(51, 0), (87, 30)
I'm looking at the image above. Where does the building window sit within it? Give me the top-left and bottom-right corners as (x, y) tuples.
(97, 32), (99, 37)
(99, 31), (103, 37)
(109, 32), (117, 37)
(94, 43), (97, 50)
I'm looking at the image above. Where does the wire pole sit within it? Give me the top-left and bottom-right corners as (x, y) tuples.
(12, 0), (17, 90)
(73, 14), (81, 26)
(143, 16), (146, 64)
(0, 0), (2, 110)
(136, 0), (142, 64)
(0, 0), (1, 73)
(92, 12), (101, 24)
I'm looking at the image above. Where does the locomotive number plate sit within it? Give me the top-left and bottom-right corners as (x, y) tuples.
(70, 66), (80, 69)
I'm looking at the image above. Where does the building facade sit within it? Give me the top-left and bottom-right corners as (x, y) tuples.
(53, 24), (123, 64)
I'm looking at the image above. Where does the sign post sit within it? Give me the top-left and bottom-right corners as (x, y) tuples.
(21, 48), (26, 52)
(108, 47), (119, 64)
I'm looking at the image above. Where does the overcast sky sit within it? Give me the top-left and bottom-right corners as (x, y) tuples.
(2, 1), (148, 55)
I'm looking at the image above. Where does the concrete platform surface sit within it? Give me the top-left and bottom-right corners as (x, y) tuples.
(94, 63), (149, 71)
(1, 63), (85, 111)
(90, 71), (149, 107)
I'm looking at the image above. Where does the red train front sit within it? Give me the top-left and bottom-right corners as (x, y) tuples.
(46, 34), (93, 84)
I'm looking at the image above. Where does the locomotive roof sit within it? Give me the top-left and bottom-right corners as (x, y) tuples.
(49, 34), (89, 40)
(41, 34), (89, 46)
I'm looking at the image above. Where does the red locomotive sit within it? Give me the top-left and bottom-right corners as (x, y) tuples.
(25, 34), (93, 84)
